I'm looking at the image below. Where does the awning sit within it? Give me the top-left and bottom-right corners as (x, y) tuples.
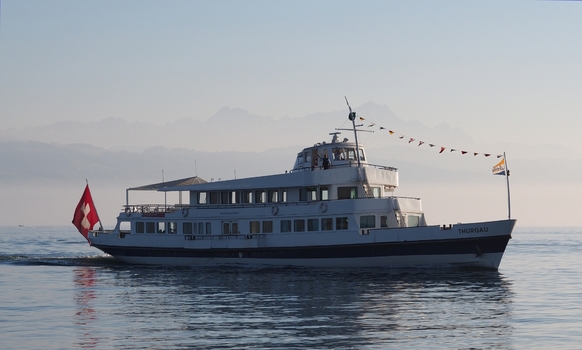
(128, 176), (207, 191)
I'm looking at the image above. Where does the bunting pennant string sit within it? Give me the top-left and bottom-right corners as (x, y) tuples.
(358, 119), (503, 159)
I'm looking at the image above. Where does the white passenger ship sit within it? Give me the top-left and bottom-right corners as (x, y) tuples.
(88, 110), (515, 269)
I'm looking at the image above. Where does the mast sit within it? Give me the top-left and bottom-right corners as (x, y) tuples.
(503, 152), (511, 219)
(345, 97), (361, 168)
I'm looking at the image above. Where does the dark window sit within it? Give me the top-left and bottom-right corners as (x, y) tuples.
(307, 219), (319, 231)
(220, 192), (229, 204)
(136, 222), (145, 233)
(281, 220), (291, 233)
(263, 221), (273, 233)
(183, 222), (193, 235)
(338, 187), (357, 200)
(146, 222), (155, 234)
(336, 217), (349, 230)
(294, 219), (305, 232)
(322, 218), (333, 231)
(299, 188), (308, 201)
(360, 215), (375, 229)
(268, 190), (278, 203)
(250, 221), (260, 233)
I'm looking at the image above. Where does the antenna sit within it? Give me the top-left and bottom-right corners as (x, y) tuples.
(344, 96), (361, 168)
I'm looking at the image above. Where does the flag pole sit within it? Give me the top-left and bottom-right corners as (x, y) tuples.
(503, 152), (511, 219)
(87, 179), (104, 231)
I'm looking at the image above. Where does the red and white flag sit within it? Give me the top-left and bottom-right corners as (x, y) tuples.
(72, 184), (100, 241)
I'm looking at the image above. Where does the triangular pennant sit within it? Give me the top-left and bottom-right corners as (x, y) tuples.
(439, 147), (446, 154)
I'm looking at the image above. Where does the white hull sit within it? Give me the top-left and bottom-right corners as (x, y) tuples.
(90, 220), (515, 270)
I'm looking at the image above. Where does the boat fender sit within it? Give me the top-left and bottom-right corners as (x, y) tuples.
(319, 202), (328, 213)
(271, 205), (279, 216)
(125, 207), (131, 216)
(182, 207), (189, 217)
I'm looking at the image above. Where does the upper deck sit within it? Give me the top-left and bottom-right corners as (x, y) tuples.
(292, 132), (368, 172)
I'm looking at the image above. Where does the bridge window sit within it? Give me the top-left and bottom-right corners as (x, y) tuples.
(157, 222), (165, 233)
(146, 222), (155, 234)
(183, 222), (193, 234)
(168, 222), (177, 234)
(136, 222), (145, 233)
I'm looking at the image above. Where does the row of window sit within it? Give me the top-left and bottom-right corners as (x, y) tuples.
(196, 185), (382, 205)
(198, 189), (288, 205)
(250, 217), (349, 233)
(135, 221), (212, 235)
(133, 215), (389, 235)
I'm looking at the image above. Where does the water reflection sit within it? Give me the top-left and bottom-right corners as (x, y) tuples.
(73, 267), (100, 349)
(73, 267), (514, 349)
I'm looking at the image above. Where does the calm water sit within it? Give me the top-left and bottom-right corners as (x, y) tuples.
(1, 226), (581, 349)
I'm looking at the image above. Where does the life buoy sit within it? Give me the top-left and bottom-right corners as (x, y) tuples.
(182, 207), (189, 217)
(319, 202), (328, 213)
(125, 207), (131, 216)
(271, 205), (279, 215)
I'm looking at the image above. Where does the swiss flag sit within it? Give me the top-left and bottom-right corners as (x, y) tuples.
(72, 184), (100, 241)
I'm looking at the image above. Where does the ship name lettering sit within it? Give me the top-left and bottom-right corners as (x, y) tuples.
(458, 227), (489, 234)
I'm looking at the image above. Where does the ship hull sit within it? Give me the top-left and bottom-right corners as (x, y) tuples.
(90, 219), (515, 269)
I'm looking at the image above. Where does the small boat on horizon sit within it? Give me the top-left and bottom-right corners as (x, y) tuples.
(73, 104), (515, 269)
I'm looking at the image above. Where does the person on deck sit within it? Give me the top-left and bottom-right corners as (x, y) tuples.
(322, 154), (331, 170)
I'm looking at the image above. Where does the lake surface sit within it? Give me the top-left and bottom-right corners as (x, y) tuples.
(1, 226), (581, 349)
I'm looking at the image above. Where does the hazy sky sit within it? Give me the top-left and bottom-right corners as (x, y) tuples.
(1, 1), (582, 228)
(1, 0), (582, 153)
